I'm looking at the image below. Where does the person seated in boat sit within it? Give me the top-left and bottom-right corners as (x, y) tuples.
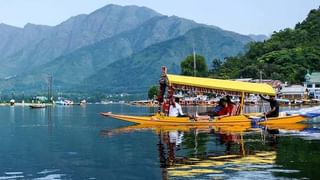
(226, 95), (236, 116)
(214, 98), (230, 117)
(168, 97), (184, 117)
(259, 95), (279, 118)
(194, 98), (230, 120)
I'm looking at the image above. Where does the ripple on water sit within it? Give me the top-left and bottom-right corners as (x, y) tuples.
(267, 169), (300, 173)
(0, 172), (24, 179)
(35, 174), (66, 180)
(67, 151), (78, 155)
(4, 172), (23, 175)
(37, 169), (60, 175)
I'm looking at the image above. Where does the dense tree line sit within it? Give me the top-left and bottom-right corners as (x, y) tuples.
(209, 7), (320, 84)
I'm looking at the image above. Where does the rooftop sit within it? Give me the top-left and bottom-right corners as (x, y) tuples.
(280, 85), (306, 94)
(305, 72), (320, 83)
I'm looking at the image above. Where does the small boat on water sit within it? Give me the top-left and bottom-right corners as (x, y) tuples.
(29, 104), (46, 108)
(101, 69), (309, 126)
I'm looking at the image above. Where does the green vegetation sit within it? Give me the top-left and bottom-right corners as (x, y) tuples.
(210, 7), (320, 84)
(148, 85), (159, 99)
(181, 54), (208, 77)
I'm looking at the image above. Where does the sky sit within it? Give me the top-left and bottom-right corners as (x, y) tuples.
(0, 0), (319, 35)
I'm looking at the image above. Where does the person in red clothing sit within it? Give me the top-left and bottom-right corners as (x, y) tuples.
(215, 98), (229, 116)
(193, 98), (229, 120)
(225, 95), (236, 116)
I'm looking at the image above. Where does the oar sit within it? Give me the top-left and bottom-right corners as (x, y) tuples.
(261, 95), (268, 122)
(261, 95), (268, 144)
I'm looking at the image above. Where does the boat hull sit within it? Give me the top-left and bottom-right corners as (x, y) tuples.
(257, 114), (305, 125)
(101, 113), (306, 126)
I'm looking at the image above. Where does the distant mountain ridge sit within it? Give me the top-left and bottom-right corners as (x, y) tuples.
(0, 4), (161, 76)
(248, 34), (269, 42)
(83, 27), (252, 93)
(0, 4), (257, 94)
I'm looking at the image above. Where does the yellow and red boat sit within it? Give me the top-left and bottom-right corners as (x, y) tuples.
(101, 74), (306, 126)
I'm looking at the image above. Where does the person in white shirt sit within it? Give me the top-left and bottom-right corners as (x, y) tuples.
(169, 97), (184, 117)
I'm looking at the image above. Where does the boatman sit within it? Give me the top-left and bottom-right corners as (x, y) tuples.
(259, 95), (279, 118)
(157, 66), (169, 113)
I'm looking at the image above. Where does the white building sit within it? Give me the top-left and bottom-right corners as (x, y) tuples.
(279, 85), (307, 100)
(304, 72), (320, 99)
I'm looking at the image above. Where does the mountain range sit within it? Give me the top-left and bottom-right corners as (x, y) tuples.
(0, 4), (260, 95)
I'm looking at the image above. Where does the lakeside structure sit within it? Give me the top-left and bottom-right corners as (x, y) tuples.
(278, 85), (308, 105)
(278, 85), (307, 100)
(304, 72), (320, 99)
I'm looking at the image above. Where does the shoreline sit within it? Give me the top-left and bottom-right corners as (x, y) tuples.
(0, 103), (54, 106)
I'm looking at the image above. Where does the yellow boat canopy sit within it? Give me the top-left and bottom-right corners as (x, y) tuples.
(167, 74), (275, 96)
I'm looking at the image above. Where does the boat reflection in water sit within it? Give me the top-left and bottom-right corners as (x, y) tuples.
(101, 122), (320, 179)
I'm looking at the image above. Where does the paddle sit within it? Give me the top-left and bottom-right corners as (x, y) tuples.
(261, 96), (268, 144)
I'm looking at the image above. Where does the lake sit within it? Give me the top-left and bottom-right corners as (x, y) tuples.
(0, 104), (319, 179)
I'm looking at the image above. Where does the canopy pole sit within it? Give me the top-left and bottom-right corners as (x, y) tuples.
(240, 132), (245, 156)
(240, 92), (245, 114)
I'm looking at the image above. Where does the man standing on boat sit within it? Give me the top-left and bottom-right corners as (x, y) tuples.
(259, 95), (279, 118)
(158, 66), (169, 113)
(158, 66), (169, 104)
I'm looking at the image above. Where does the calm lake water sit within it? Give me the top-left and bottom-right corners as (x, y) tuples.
(0, 104), (319, 179)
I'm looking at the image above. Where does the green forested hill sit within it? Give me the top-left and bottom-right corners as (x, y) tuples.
(211, 7), (320, 83)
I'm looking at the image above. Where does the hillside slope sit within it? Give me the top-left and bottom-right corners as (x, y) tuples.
(212, 7), (320, 84)
(83, 27), (252, 93)
(0, 4), (160, 77)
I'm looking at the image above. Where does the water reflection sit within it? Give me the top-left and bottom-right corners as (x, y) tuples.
(1, 104), (320, 179)
(47, 106), (53, 135)
(102, 122), (319, 179)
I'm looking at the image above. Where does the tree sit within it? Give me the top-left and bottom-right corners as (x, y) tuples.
(210, 58), (222, 75)
(181, 54), (208, 77)
(148, 85), (159, 100)
(239, 65), (259, 78)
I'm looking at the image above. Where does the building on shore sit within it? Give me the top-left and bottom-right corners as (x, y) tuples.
(278, 85), (307, 100)
(304, 72), (320, 99)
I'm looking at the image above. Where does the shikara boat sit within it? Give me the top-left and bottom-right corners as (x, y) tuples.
(102, 74), (306, 126)
(101, 112), (305, 126)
